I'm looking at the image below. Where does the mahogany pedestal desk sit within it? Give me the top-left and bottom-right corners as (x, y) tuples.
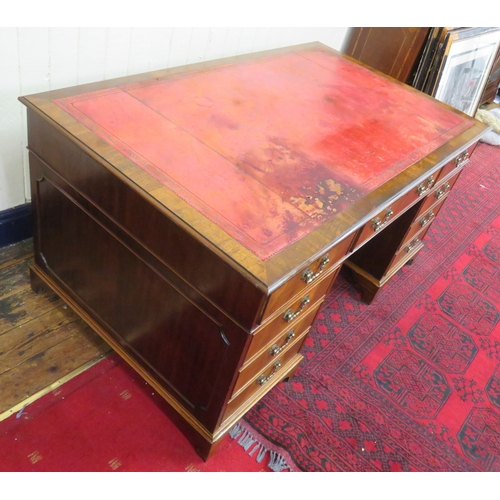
(19, 43), (489, 460)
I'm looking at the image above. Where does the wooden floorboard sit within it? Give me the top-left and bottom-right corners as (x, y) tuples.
(0, 239), (111, 419)
(0, 239), (32, 269)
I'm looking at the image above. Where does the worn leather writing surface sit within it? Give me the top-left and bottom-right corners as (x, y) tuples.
(54, 48), (474, 260)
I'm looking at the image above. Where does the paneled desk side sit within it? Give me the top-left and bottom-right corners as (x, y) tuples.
(19, 43), (489, 459)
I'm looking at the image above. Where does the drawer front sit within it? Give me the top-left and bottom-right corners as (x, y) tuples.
(353, 171), (437, 251)
(401, 197), (447, 248)
(383, 239), (424, 280)
(245, 297), (322, 366)
(416, 168), (461, 218)
(435, 146), (475, 184)
(387, 226), (429, 274)
(224, 333), (308, 420)
(261, 233), (354, 322)
(253, 265), (338, 344)
(232, 327), (309, 398)
(434, 158), (459, 185)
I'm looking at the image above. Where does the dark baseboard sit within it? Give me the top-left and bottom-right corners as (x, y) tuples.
(0, 203), (33, 249)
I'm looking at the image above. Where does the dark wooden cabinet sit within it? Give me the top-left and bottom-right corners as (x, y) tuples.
(20, 42), (488, 461)
(344, 27), (500, 111)
(342, 28), (431, 84)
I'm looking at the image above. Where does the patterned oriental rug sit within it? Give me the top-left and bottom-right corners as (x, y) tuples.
(244, 142), (500, 472)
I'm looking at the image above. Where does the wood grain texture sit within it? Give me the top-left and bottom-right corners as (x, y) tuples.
(0, 239), (32, 268)
(343, 27), (430, 84)
(479, 46), (500, 106)
(0, 240), (110, 417)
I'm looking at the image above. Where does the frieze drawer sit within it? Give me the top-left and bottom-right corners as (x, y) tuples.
(416, 168), (462, 218)
(260, 233), (354, 323)
(353, 171), (438, 251)
(252, 265), (339, 343)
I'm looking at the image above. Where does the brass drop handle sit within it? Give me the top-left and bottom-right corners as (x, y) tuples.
(406, 237), (420, 253)
(256, 360), (282, 385)
(455, 150), (469, 168)
(371, 207), (393, 232)
(302, 254), (330, 284)
(420, 211), (435, 227)
(435, 182), (450, 200)
(417, 176), (435, 196)
(269, 330), (295, 356)
(283, 295), (310, 322)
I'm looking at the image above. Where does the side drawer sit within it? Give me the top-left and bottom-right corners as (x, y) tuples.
(223, 333), (308, 422)
(416, 168), (461, 218)
(231, 326), (309, 398)
(434, 144), (476, 185)
(245, 297), (322, 366)
(400, 197), (447, 249)
(260, 233), (354, 322)
(252, 265), (339, 344)
(385, 226), (429, 277)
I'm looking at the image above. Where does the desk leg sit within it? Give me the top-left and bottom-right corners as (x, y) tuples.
(340, 264), (382, 304)
(194, 436), (225, 462)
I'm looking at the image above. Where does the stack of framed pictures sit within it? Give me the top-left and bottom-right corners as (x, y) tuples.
(413, 27), (500, 116)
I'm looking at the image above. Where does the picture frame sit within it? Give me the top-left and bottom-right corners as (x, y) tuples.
(431, 27), (500, 116)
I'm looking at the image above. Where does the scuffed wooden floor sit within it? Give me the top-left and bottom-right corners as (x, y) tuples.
(0, 239), (111, 420)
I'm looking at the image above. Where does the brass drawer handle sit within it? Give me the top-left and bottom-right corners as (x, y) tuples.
(455, 150), (469, 168)
(256, 360), (282, 385)
(419, 211), (435, 227)
(417, 176), (435, 196)
(406, 237), (420, 253)
(371, 207), (393, 232)
(302, 254), (330, 284)
(435, 182), (450, 200)
(283, 295), (310, 322)
(269, 330), (295, 356)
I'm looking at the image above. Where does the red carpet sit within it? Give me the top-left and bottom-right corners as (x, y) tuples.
(244, 143), (500, 471)
(0, 354), (297, 471)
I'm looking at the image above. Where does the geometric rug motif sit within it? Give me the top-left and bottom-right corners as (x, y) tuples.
(373, 349), (451, 419)
(0, 354), (294, 471)
(457, 407), (500, 471)
(408, 313), (478, 373)
(438, 282), (500, 336)
(484, 232), (500, 264)
(485, 364), (500, 410)
(463, 256), (500, 303)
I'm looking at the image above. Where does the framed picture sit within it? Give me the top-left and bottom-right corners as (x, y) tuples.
(432, 27), (500, 116)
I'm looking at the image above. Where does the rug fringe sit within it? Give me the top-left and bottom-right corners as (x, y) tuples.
(229, 422), (293, 472)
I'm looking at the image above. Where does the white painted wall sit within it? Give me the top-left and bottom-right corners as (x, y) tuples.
(0, 27), (349, 212)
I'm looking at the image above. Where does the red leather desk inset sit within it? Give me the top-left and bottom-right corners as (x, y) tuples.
(54, 49), (471, 260)
(19, 43), (489, 460)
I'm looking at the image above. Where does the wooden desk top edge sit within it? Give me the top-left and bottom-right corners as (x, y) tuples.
(19, 42), (490, 291)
